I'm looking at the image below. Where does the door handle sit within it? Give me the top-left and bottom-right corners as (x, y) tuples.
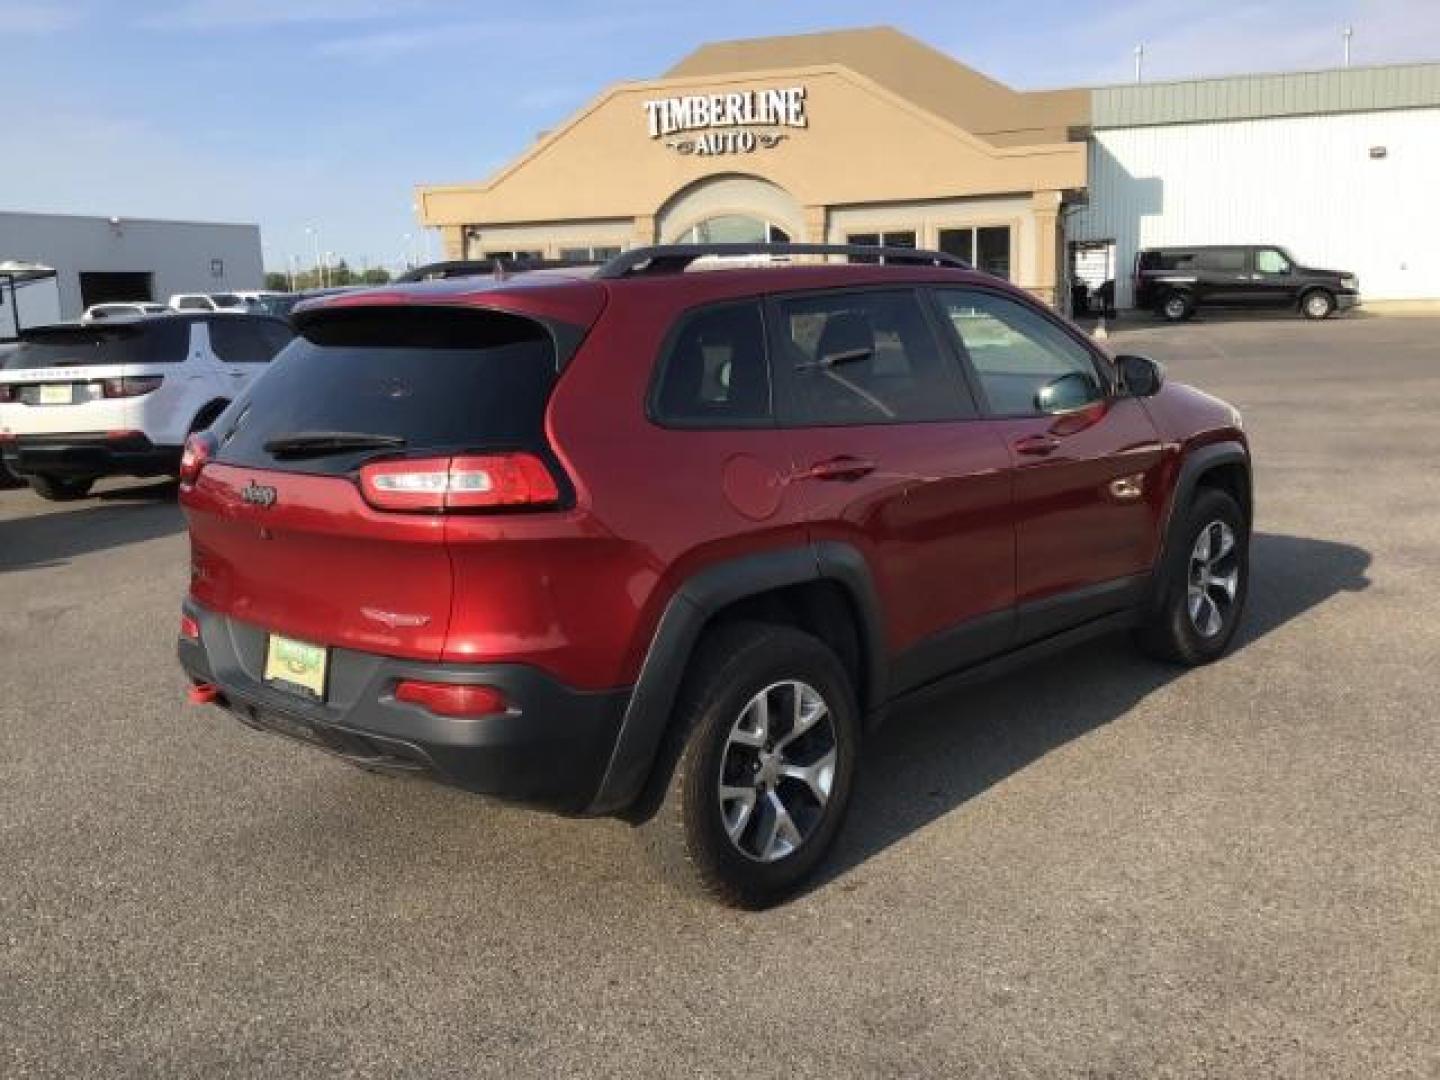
(1013, 434), (1060, 457)
(797, 456), (877, 482)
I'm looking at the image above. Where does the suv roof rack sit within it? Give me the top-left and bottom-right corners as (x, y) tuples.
(395, 257), (597, 284)
(595, 243), (969, 279)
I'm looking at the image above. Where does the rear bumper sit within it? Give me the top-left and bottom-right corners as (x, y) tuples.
(177, 600), (630, 815)
(2, 432), (180, 478)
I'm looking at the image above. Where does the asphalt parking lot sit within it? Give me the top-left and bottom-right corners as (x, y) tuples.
(2, 312), (1436, 1078)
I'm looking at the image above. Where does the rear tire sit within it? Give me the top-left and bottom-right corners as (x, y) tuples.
(639, 621), (859, 909)
(1135, 488), (1248, 665)
(29, 475), (95, 502)
(1300, 289), (1335, 320)
(1159, 292), (1194, 322)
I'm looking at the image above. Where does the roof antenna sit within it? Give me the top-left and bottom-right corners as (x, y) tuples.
(1343, 25), (1353, 67)
(1133, 43), (1145, 84)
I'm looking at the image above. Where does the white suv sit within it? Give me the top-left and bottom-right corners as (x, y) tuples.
(83, 302), (173, 323)
(168, 293), (248, 314)
(0, 313), (292, 500)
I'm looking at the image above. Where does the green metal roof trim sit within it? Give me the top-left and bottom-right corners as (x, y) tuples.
(1091, 62), (1440, 128)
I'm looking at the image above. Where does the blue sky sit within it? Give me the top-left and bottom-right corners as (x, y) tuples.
(2, 0), (1436, 273)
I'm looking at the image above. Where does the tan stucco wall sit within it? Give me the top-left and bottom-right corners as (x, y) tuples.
(418, 65), (1084, 229)
(667, 27), (1089, 147)
(826, 194), (1037, 287)
(461, 217), (633, 259)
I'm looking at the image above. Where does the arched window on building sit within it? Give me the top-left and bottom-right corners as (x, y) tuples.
(679, 215), (791, 244)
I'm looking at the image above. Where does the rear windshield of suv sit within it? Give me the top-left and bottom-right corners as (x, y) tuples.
(212, 306), (560, 476)
(4, 320), (189, 368)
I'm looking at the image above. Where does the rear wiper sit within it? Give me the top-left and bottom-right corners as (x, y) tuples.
(262, 431), (406, 458)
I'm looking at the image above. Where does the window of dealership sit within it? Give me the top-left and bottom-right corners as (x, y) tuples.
(417, 28), (1089, 304)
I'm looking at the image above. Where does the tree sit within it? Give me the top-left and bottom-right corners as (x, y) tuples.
(263, 261), (392, 293)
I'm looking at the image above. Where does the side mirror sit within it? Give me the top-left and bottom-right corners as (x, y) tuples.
(1116, 353), (1165, 397)
(1034, 371), (1100, 413)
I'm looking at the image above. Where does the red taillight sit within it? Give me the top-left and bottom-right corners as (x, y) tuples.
(179, 431), (216, 485)
(393, 680), (509, 718)
(101, 376), (164, 398)
(180, 614), (200, 640)
(359, 453), (560, 512)
(188, 683), (221, 705)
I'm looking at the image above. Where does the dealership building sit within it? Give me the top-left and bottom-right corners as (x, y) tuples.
(0, 211), (263, 334)
(417, 27), (1440, 309)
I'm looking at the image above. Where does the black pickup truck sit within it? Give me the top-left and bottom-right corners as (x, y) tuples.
(1133, 245), (1360, 321)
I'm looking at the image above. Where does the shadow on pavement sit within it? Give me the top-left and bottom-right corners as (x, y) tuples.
(1078, 310), (1374, 331)
(0, 482), (183, 571)
(816, 532), (1372, 887)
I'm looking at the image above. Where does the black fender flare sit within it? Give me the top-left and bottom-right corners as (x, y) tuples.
(1169, 440), (1251, 525)
(1147, 440), (1251, 614)
(586, 541), (885, 816)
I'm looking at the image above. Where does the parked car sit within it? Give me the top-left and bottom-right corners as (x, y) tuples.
(82, 302), (172, 323)
(243, 293), (301, 319)
(1133, 245), (1359, 321)
(168, 293), (247, 314)
(176, 242), (1252, 907)
(0, 313), (292, 500)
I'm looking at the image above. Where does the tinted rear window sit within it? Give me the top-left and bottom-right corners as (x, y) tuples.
(5, 321), (189, 368)
(1138, 250), (1196, 272)
(213, 307), (559, 475)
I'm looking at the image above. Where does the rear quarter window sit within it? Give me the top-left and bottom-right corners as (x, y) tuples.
(208, 318), (290, 363)
(651, 302), (771, 426)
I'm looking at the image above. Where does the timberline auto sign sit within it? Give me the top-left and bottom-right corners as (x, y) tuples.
(644, 86), (807, 155)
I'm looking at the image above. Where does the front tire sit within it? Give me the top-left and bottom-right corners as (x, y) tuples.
(1135, 488), (1248, 665)
(640, 622), (859, 908)
(1301, 289), (1335, 320)
(29, 475), (95, 502)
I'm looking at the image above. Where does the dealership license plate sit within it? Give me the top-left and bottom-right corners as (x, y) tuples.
(263, 633), (328, 700)
(39, 384), (73, 405)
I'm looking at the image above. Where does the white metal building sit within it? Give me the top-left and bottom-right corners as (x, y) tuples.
(0, 211), (263, 333)
(1070, 62), (1440, 307)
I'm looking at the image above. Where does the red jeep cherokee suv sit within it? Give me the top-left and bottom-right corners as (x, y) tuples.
(178, 243), (1251, 907)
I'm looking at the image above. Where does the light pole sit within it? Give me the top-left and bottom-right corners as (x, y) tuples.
(1343, 26), (1353, 67)
(1133, 43), (1144, 84)
(305, 226), (324, 288)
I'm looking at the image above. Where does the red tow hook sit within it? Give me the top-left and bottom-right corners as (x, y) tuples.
(188, 683), (221, 705)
